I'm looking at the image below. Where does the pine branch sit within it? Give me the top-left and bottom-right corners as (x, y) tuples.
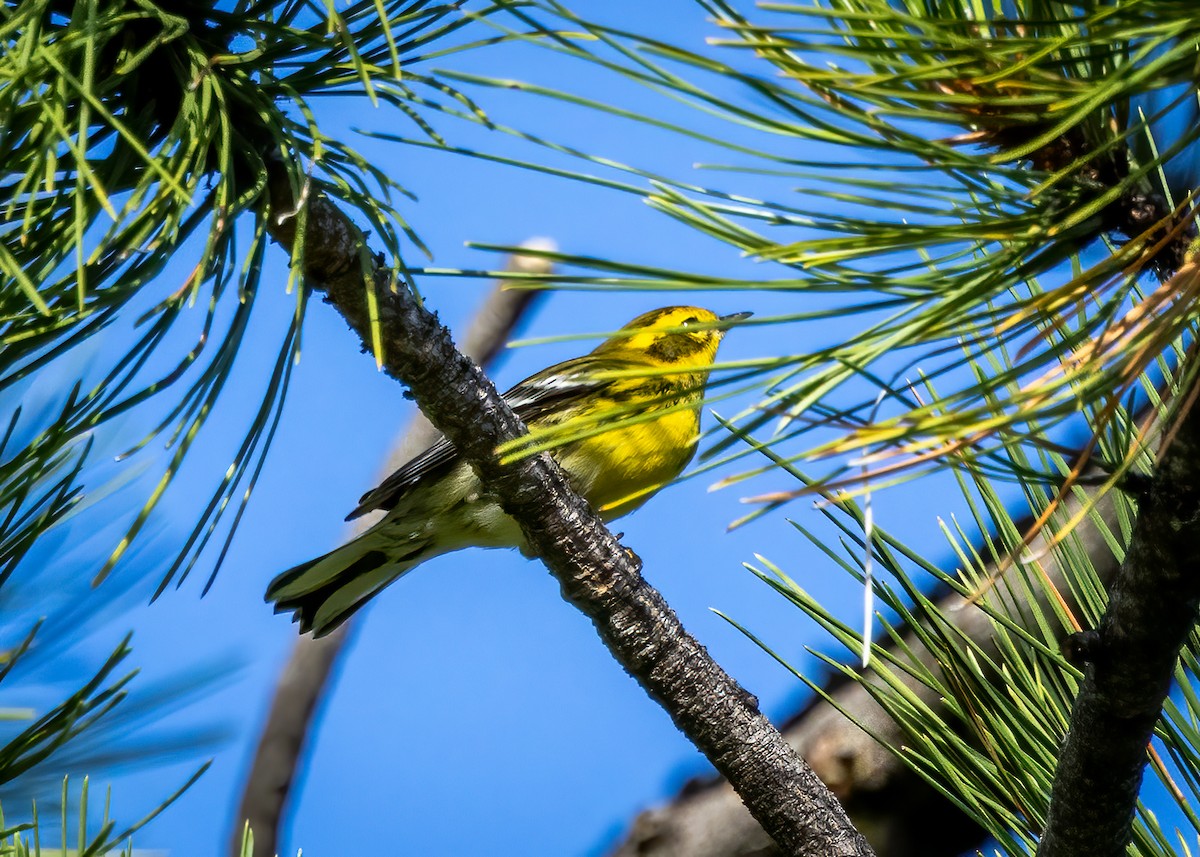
(233, 245), (552, 857)
(260, 159), (875, 856)
(1039, 380), (1200, 857)
(234, 626), (343, 857)
(609, 463), (1128, 857)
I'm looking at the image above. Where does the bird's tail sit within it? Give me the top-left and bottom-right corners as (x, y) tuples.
(266, 533), (435, 637)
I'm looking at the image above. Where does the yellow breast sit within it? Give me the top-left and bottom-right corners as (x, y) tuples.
(557, 402), (701, 520)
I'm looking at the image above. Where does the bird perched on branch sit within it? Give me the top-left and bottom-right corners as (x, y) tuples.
(267, 305), (751, 637)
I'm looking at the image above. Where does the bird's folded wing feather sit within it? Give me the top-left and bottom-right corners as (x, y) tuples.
(344, 362), (610, 520)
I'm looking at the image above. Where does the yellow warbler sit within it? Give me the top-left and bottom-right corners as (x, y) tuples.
(267, 305), (749, 636)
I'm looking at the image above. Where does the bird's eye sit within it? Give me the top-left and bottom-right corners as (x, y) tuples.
(681, 316), (698, 327)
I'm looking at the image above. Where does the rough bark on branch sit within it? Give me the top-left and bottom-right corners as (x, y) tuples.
(260, 163), (875, 856)
(233, 247), (551, 857)
(1039, 383), (1200, 857)
(610, 474), (1126, 857)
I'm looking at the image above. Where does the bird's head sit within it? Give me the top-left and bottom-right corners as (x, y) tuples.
(592, 306), (752, 367)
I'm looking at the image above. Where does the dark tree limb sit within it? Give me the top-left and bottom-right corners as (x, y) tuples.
(600, 85), (1200, 854)
(259, 164), (875, 856)
(1039, 381), (1200, 857)
(232, 245), (553, 857)
(610, 467), (1127, 857)
(601, 359), (1200, 857)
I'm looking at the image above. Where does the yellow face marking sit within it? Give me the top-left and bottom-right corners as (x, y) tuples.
(591, 306), (726, 369)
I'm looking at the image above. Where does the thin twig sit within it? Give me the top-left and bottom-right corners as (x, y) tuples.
(232, 242), (553, 857)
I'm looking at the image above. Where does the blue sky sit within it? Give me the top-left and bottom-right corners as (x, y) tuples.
(8, 2), (1058, 855)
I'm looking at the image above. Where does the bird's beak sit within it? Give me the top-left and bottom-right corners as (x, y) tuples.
(717, 311), (753, 330)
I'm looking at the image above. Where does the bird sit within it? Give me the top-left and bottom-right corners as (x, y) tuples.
(266, 305), (751, 637)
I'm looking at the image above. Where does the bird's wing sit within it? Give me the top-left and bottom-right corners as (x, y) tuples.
(344, 359), (610, 520)
(344, 436), (460, 521)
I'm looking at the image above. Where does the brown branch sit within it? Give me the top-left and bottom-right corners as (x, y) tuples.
(231, 244), (553, 857)
(259, 161), (875, 856)
(1038, 395), (1200, 857)
(609, 469), (1129, 857)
